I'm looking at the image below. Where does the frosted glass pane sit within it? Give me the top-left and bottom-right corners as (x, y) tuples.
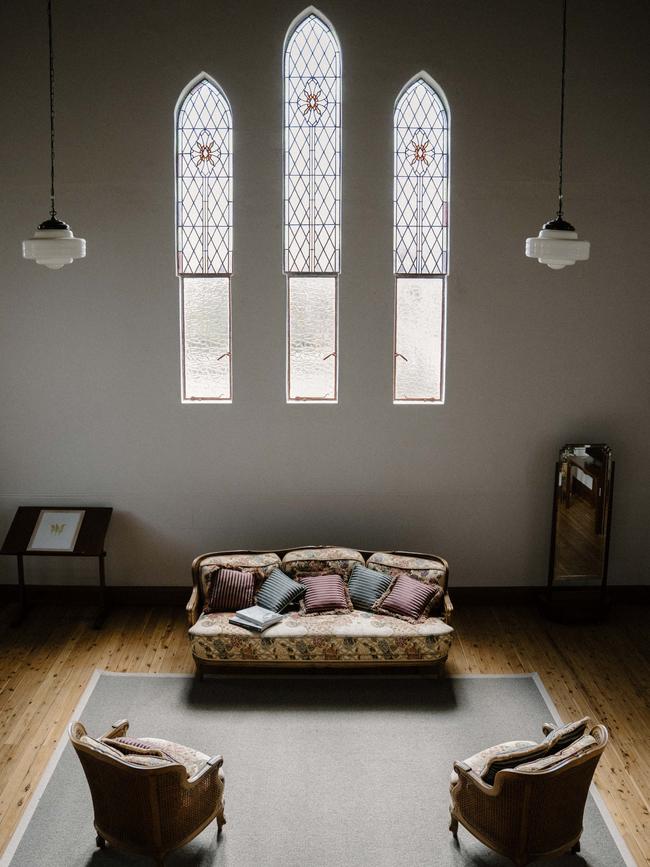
(182, 277), (231, 402)
(288, 276), (337, 402)
(394, 277), (444, 403)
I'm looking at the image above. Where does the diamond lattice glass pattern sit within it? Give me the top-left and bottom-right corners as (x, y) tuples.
(394, 79), (448, 275)
(182, 277), (231, 402)
(177, 80), (232, 275)
(394, 277), (444, 402)
(284, 14), (341, 273)
(287, 276), (337, 401)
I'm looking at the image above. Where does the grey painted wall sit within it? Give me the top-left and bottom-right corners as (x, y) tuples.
(1, 0), (648, 588)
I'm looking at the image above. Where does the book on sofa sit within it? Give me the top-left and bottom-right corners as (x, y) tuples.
(229, 605), (285, 632)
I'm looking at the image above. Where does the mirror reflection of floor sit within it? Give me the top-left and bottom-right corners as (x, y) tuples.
(554, 493), (604, 583)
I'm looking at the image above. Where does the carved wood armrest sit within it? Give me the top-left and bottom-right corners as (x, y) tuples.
(186, 587), (200, 627)
(452, 761), (499, 797)
(101, 719), (129, 739)
(443, 592), (453, 623)
(187, 754), (224, 785)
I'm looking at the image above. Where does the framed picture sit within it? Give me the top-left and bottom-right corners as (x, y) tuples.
(27, 509), (86, 552)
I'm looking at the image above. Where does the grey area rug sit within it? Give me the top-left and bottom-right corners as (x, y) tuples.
(4, 673), (631, 867)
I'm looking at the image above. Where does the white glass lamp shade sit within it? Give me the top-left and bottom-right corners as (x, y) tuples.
(22, 219), (86, 270)
(525, 218), (590, 270)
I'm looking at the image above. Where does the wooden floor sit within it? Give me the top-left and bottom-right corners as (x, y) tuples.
(0, 600), (648, 865)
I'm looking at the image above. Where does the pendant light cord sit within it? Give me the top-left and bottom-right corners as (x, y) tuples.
(557, 0), (567, 219)
(48, 0), (57, 219)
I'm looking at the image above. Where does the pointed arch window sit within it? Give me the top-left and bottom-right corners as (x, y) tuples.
(393, 76), (449, 404)
(284, 10), (341, 403)
(176, 76), (233, 403)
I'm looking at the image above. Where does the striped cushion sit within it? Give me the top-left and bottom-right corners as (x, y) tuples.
(517, 734), (597, 773)
(298, 573), (352, 615)
(256, 568), (306, 612)
(544, 717), (590, 752)
(348, 564), (391, 611)
(205, 567), (254, 612)
(482, 742), (549, 784)
(481, 719), (591, 784)
(374, 574), (441, 622)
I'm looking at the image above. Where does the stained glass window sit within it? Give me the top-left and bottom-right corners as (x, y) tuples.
(284, 10), (341, 403)
(394, 77), (448, 275)
(176, 76), (232, 403)
(393, 76), (449, 404)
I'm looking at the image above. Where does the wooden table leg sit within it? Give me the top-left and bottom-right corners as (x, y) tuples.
(12, 554), (27, 627)
(94, 553), (108, 630)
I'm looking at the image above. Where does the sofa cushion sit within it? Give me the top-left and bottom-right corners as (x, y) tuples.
(281, 547), (364, 581)
(189, 609), (454, 664)
(373, 574), (443, 622)
(517, 734), (597, 773)
(298, 573), (353, 615)
(366, 552), (446, 588)
(197, 552), (281, 598)
(348, 564), (392, 611)
(256, 568), (306, 612)
(205, 567), (255, 613)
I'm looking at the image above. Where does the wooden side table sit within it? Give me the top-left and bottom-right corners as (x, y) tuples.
(1, 506), (113, 628)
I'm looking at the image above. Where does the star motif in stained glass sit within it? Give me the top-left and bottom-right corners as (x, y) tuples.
(409, 136), (432, 173)
(298, 77), (328, 126)
(192, 138), (219, 171)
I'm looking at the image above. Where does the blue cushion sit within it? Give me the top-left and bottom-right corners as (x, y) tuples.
(348, 565), (392, 611)
(256, 568), (306, 612)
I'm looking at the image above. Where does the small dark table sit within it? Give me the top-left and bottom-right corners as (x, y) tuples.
(1, 506), (113, 628)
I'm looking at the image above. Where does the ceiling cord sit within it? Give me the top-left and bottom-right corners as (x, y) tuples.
(557, 0), (567, 219)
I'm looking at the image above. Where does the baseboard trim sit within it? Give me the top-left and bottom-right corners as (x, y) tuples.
(451, 585), (649, 605)
(0, 584), (189, 606)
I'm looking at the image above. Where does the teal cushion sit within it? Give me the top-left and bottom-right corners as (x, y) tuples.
(348, 565), (392, 611)
(256, 568), (306, 612)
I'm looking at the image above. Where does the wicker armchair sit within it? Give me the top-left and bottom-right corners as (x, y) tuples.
(69, 719), (225, 866)
(449, 721), (608, 866)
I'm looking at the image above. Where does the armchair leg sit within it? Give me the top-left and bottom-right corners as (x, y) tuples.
(449, 815), (459, 837)
(572, 841), (581, 854)
(217, 809), (226, 835)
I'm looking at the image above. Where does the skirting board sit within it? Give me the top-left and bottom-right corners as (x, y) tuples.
(0, 671), (637, 867)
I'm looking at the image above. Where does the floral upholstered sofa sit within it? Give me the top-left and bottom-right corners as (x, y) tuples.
(186, 546), (454, 676)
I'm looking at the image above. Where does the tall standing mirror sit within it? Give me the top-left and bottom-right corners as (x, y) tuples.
(547, 444), (615, 618)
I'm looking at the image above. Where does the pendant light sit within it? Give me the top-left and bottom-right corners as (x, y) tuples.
(525, 0), (589, 270)
(22, 0), (85, 270)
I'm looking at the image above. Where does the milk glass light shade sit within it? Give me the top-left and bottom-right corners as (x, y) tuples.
(23, 218), (86, 270)
(525, 218), (590, 270)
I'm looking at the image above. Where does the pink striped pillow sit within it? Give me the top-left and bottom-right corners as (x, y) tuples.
(297, 573), (352, 615)
(373, 574), (442, 622)
(205, 567), (254, 613)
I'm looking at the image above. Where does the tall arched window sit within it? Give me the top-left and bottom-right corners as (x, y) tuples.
(393, 74), (449, 404)
(176, 75), (233, 403)
(284, 9), (341, 403)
